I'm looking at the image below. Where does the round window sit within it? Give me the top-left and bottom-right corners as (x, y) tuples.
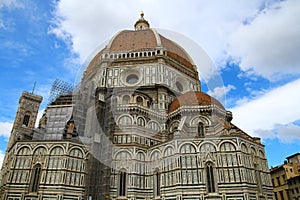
(126, 74), (139, 84)
(176, 81), (183, 92)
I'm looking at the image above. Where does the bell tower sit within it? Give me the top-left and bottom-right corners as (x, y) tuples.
(7, 91), (43, 149)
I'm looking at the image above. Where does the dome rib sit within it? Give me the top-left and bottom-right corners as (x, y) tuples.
(150, 28), (162, 47)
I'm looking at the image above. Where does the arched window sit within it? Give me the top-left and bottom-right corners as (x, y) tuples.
(148, 121), (160, 131)
(70, 148), (83, 158)
(180, 144), (196, 170)
(22, 111), (31, 126)
(200, 143), (216, 153)
(198, 122), (204, 137)
(154, 169), (161, 197)
(118, 115), (132, 126)
(119, 169), (127, 197)
(137, 117), (145, 126)
(259, 150), (265, 158)
(136, 96), (143, 106)
(180, 144), (196, 154)
(18, 146), (30, 155)
(251, 147), (257, 156)
(220, 142), (236, 151)
(241, 143), (248, 153)
(49, 147), (64, 169)
(170, 121), (179, 133)
(206, 162), (216, 193)
(29, 163), (42, 193)
(122, 95), (130, 104)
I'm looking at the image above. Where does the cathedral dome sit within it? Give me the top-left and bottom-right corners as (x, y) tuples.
(107, 29), (193, 65)
(85, 13), (196, 75)
(168, 91), (225, 113)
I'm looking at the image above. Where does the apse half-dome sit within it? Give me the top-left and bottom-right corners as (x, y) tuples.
(168, 91), (225, 113)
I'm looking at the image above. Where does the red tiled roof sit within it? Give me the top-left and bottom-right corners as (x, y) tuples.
(159, 34), (191, 62)
(110, 29), (157, 51)
(85, 28), (196, 74)
(168, 91), (225, 113)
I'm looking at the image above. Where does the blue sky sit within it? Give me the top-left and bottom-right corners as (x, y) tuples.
(0, 0), (300, 168)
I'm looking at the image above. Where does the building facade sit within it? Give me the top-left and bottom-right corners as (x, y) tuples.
(0, 92), (88, 200)
(287, 175), (300, 200)
(270, 153), (300, 200)
(0, 14), (274, 200)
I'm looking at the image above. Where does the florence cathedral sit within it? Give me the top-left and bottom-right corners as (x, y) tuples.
(0, 14), (274, 200)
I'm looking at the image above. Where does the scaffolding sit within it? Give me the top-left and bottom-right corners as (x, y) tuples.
(48, 79), (73, 104)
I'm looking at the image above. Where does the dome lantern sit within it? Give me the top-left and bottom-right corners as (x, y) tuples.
(134, 11), (150, 30)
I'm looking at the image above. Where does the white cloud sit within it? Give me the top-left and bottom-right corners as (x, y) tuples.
(0, 109), (43, 138)
(0, 0), (23, 9)
(48, 0), (300, 144)
(0, 41), (33, 57)
(208, 84), (235, 100)
(274, 123), (300, 143)
(50, 0), (300, 81)
(35, 109), (44, 128)
(0, 122), (12, 138)
(157, 29), (220, 83)
(50, 0), (268, 80)
(0, 150), (4, 169)
(235, 96), (250, 106)
(229, 0), (300, 80)
(231, 78), (300, 141)
(255, 123), (300, 143)
(0, 0), (23, 29)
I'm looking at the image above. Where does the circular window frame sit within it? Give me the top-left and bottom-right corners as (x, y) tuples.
(126, 74), (139, 85)
(121, 68), (142, 86)
(175, 77), (188, 92)
(176, 81), (183, 92)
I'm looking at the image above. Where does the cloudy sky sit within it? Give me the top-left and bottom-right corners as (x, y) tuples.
(0, 0), (300, 167)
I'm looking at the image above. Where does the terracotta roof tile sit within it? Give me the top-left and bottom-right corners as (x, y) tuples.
(159, 35), (191, 62)
(85, 28), (197, 74)
(110, 29), (157, 51)
(168, 91), (225, 113)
